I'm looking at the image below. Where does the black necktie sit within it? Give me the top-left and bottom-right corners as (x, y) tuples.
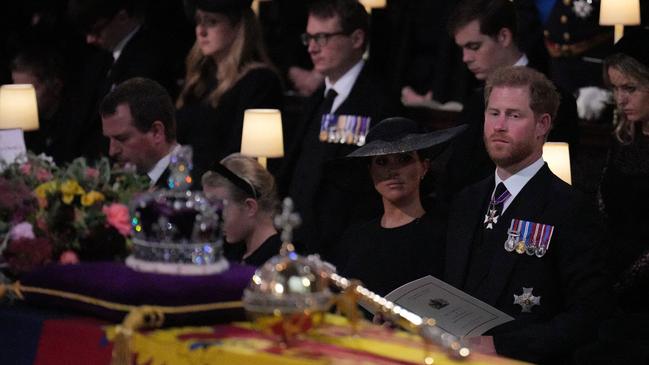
(320, 88), (338, 115)
(484, 182), (510, 230)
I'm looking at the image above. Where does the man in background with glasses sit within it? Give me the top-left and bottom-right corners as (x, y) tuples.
(282, 0), (400, 259)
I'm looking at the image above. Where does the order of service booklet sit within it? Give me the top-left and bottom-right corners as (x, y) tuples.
(367, 275), (514, 338)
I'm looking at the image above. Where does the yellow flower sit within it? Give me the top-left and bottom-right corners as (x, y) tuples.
(34, 181), (58, 205)
(34, 180), (58, 208)
(60, 180), (85, 205)
(81, 191), (105, 207)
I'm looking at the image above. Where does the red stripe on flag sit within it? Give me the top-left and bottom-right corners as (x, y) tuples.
(34, 318), (113, 365)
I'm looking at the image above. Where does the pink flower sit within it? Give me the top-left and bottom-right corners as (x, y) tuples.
(86, 168), (99, 180)
(102, 203), (131, 236)
(35, 168), (53, 182)
(10, 222), (35, 240)
(19, 163), (32, 175)
(59, 250), (80, 265)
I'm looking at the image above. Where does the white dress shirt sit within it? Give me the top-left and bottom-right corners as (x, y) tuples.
(493, 157), (545, 213)
(514, 54), (530, 67)
(323, 59), (365, 113)
(147, 144), (180, 187)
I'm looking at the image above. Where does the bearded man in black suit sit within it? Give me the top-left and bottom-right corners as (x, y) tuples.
(282, 0), (400, 256)
(444, 66), (611, 364)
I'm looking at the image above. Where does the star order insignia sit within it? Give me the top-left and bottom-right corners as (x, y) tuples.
(513, 287), (541, 313)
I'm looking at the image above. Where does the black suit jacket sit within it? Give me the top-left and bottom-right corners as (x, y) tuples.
(283, 63), (401, 255)
(105, 27), (184, 96)
(445, 165), (612, 364)
(150, 154), (203, 191)
(73, 25), (186, 162)
(152, 166), (171, 190)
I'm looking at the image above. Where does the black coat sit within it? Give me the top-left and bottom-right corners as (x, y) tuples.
(176, 67), (283, 178)
(282, 63), (400, 256)
(152, 166), (171, 190)
(223, 233), (283, 267)
(444, 165), (612, 364)
(337, 211), (446, 297)
(243, 233), (283, 267)
(149, 151), (202, 191)
(599, 132), (649, 282)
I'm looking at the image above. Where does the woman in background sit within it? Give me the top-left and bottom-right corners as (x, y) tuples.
(202, 154), (281, 267)
(177, 0), (282, 177)
(600, 29), (649, 291)
(575, 28), (649, 365)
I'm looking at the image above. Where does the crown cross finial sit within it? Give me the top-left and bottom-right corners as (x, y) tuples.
(274, 198), (302, 252)
(167, 146), (193, 190)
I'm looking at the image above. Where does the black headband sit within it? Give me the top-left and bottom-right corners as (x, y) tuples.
(211, 161), (259, 199)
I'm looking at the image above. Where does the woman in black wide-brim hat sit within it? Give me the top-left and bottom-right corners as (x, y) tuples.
(331, 117), (465, 297)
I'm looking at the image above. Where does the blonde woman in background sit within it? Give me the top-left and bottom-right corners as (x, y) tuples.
(600, 30), (649, 282)
(599, 28), (649, 305)
(203, 154), (281, 267)
(177, 0), (282, 177)
(576, 29), (649, 365)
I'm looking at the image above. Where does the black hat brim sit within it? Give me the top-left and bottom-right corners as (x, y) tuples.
(346, 124), (467, 158)
(325, 124), (467, 193)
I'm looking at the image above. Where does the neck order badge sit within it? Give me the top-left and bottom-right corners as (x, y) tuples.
(484, 183), (510, 230)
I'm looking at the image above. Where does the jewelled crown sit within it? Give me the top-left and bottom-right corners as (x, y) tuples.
(126, 147), (228, 275)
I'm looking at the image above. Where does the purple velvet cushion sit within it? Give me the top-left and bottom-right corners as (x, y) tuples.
(19, 262), (256, 324)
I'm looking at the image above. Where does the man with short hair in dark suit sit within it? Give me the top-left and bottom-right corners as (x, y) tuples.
(282, 0), (399, 256)
(68, 0), (187, 161)
(444, 66), (611, 364)
(441, 0), (579, 201)
(100, 77), (181, 189)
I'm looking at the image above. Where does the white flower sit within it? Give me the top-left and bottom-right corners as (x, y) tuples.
(577, 87), (612, 121)
(15, 153), (29, 164)
(36, 153), (56, 166)
(10, 222), (35, 240)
